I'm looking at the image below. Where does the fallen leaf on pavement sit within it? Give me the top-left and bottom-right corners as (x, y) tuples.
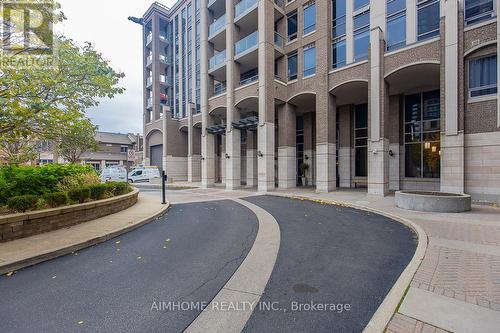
(5, 272), (14, 277)
(78, 321), (84, 325)
(115, 240), (121, 244)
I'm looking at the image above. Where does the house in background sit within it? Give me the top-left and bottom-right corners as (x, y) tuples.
(80, 132), (144, 171)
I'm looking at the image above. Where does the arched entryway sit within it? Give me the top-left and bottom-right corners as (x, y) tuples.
(330, 80), (369, 190)
(385, 62), (441, 192)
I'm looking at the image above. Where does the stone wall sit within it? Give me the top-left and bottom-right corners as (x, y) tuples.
(0, 189), (139, 242)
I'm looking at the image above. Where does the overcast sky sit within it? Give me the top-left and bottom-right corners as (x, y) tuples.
(58, 0), (177, 134)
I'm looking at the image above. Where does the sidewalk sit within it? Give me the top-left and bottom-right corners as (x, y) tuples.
(275, 188), (500, 333)
(0, 192), (169, 275)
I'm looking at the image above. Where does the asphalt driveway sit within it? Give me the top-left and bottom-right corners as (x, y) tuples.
(0, 200), (258, 333)
(243, 195), (417, 333)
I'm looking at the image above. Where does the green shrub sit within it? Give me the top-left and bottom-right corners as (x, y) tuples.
(103, 182), (130, 196)
(89, 184), (108, 200)
(7, 195), (38, 213)
(42, 192), (68, 208)
(56, 172), (101, 192)
(0, 164), (96, 204)
(68, 187), (91, 204)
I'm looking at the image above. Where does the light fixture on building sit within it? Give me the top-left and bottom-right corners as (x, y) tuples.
(305, 154), (309, 160)
(225, 153), (230, 159)
(389, 150), (394, 157)
(424, 142), (431, 149)
(258, 151), (263, 157)
(201, 156), (205, 161)
(432, 146), (437, 153)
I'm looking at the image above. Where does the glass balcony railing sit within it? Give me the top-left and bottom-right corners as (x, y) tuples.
(208, 0), (217, 7)
(160, 75), (171, 86)
(146, 77), (152, 86)
(240, 75), (258, 86)
(146, 55), (152, 66)
(235, 31), (258, 56)
(209, 50), (226, 70)
(159, 34), (168, 43)
(274, 32), (284, 49)
(214, 83), (226, 96)
(209, 14), (226, 37)
(147, 98), (153, 108)
(146, 33), (152, 45)
(235, 0), (258, 19)
(159, 54), (172, 65)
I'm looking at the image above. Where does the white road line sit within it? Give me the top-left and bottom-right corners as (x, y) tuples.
(184, 198), (281, 333)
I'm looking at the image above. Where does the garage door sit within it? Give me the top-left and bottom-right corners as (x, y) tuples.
(150, 145), (163, 171)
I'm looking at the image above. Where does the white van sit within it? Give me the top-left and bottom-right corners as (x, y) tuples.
(100, 166), (127, 183)
(128, 167), (161, 183)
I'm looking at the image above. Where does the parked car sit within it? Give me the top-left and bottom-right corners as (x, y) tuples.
(100, 166), (127, 183)
(128, 166), (160, 183)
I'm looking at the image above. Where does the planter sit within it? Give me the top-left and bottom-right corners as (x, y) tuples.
(395, 191), (471, 213)
(0, 188), (139, 242)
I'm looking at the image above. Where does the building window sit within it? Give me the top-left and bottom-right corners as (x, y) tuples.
(354, 0), (369, 11)
(354, 104), (368, 177)
(404, 90), (440, 179)
(303, 2), (316, 35)
(332, 0), (347, 69)
(417, 0), (440, 41)
(332, 39), (347, 69)
(465, 0), (495, 25)
(386, 0), (406, 51)
(469, 55), (498, 98)
(353, 7), (370, 61)
(120, 146), (128, 154)
(287, 11), (298, 42)
(303, 43), (316, 77)
(288, 51), (298, 80)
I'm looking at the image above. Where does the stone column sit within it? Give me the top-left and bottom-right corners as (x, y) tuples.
(338, 106), (351, 188)
(162, 106), (169, 173)
(257, 0), (276, 192)
(278, 103), (296, 189)
(498, 0), (500, 128)
(441, 0), (464, 193)
(225, 0), (241, 190)
(246, 131), (258, 187)
(316, 92), (337, 193)
(303, 113), (315, 186)
(187, 103), (195, 182)
(315, 0), (335, 193)
(368, 26), (390, 196)
(201, 0), (215, 188)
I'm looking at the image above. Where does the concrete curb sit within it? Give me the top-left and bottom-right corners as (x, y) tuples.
(270, 193), (428, 333)
(185, 198), (281, 333)
(0, 202), (170, 276)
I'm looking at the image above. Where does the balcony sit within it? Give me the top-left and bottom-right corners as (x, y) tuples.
(146, 33), (152, 45)
(209, 14), (226, 38)
(146, 54), (152, 67)
(240, 75), (258, 86)
(147, 97), (153, 109)
(274, 32), (284, 49)
(274, 0), (284, 7)
(214, 82), (226, 96)
(235, 0), (258, 20)
(159, 54), (172, 66)
(159, 34), (168, 44)
(235, 31), (258, 58)
(160, 75), (171, 86)
(209, 50), (226, 70)
(146, 77), (152, 87)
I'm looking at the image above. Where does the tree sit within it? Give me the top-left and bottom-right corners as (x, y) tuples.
(0, 36), (125, 138)
(57, 118), (98, 163)
(0, 133), (38, 165)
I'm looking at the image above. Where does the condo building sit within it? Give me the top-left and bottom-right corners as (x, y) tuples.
(141, 0), (500, 202)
